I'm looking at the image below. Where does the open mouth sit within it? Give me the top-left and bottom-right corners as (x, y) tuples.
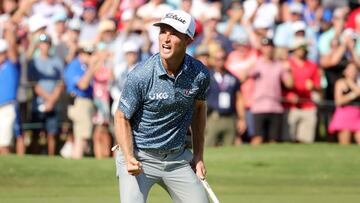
(162, 44), (172, 54)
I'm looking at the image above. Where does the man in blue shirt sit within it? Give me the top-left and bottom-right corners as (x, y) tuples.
(28, 34), (64, 156)
(114, 10), (210, 203)
(205, 47), (246, 147)
(0, 38), (19, 154)
(64, 43), (96, 159)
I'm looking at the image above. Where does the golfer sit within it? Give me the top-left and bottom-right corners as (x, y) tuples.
(114, 9), (210, 203)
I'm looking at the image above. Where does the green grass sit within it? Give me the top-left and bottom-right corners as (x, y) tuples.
(1, 144), (360, 203)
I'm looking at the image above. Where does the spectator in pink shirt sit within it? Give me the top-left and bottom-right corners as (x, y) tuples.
(225, 36), (258, 144)
(247, 38), (293, 145)
(92, 45), (112, 159)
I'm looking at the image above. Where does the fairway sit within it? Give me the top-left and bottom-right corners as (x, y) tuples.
(1, 144), (360, 203)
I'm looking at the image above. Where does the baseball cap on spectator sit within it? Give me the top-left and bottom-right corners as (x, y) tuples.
(289, 2), (304, 14)
(83, 0), (97, 8)
(153, 10), (196, 39)
(253, 18), (273, 29)
(68, 18), (82, 31)
(322, 9), (333, 23)
(28, 15), (48, 33)
(38, 34), (52, 44)
(0, 39), (8, 53)
(290, 37), (307, 50)
(78, 41), (95, 54)
(53, 12), (67, 23)
(122, 40), (140, 53)
(234, 35), (250, 46)
(292, 21), (306, 33)
(98, 19), (116, 33)
(261, 38), (274, 46)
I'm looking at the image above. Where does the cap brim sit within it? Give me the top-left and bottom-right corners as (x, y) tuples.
(153, 22), (193, 39)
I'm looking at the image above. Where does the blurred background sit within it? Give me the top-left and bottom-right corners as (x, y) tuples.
(0, 0), (360, 159)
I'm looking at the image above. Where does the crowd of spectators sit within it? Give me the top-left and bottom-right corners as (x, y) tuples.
(0, 0), (360, 158)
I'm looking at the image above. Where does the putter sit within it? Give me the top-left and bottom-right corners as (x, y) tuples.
(200, 178), (220, 203)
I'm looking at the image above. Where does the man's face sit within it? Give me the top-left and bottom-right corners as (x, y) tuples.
(158, 25), (191, 60)
(39, 41), (51, 54)
(212, 51), (226, 71)
(294, 46), (307, 58)
(261, 44), (274, 57)
(125, 52), (139, 66)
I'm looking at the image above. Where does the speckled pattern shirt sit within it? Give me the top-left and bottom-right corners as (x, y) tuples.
(118, 53), (210, 150)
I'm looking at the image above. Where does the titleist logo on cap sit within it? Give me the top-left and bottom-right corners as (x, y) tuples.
(164, 13), (186, 24)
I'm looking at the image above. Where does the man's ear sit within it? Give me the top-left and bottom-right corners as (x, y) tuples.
(185, 36), (193, 46)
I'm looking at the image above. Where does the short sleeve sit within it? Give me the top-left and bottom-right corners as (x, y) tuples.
(195, 71), (210, 101)
(118, 70), (142, 119)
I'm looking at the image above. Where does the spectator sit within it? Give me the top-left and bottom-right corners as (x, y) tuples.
(303, 0), (323, 30)
(64, 43), (96, 159)
(284, 37), (321, 143)
(63, 18), (82, 63)
(280, 0), (304, 22)
(49, 12), (68, 62)
(31, 0), (67, 20)
(242, 0), (276, 50)
(318, 8), (354, 137)
(112, 10), (150, 69)
(110, 41), (140, 116)
(92, 44), (112, 159)
(190, 5), (232, 55)
(217, 1), (247, 42)
(225, 36), (258, 144)
(328, 62), (360, 145)
(194, 45), (210, 68)
(274, 2), (304, 48)
(0, 36), (19, 154)
(205, 47), (246, 147)
(78, 0), (99, 44)
(248, 38), (293, 145)
(28, 34), (64, 156)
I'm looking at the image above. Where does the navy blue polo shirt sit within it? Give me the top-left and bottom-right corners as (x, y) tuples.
(118, 53), (210, 150)
(207, 69), (240, 115)
(64, 58), (93, 98)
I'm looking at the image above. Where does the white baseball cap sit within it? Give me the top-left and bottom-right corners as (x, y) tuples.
(122, 40), (140, 53)
(28, 15), (48, 33)
(289, 2), (303, 14)
(153, 10), (196, 39)
(292, 21), (306, 33)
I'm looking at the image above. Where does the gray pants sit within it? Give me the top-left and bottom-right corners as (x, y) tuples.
(115, 148), (209, 203)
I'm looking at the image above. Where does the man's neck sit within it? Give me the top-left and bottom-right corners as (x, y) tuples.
(161, 55), (185, 77)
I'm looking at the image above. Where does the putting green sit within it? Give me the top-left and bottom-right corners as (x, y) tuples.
(0, 144), (359, 203)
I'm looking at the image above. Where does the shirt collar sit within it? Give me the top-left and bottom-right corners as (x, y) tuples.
(155, 54), (191, 78)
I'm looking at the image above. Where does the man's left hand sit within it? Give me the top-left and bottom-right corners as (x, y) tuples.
(192, 159), (206, 179)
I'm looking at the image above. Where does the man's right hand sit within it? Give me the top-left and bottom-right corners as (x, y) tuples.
(126, 157), (142, 176)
